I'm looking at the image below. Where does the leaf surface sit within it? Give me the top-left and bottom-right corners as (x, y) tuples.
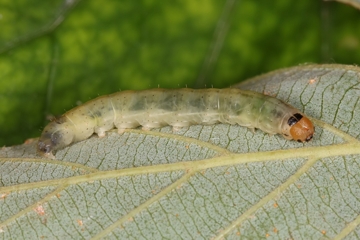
(1, 64), (359, 239)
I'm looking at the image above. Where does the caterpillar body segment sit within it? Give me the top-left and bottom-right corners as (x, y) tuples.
(38, 88), (314, 157)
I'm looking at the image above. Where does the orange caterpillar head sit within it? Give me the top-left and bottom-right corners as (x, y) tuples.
(288, 113), (314, 142)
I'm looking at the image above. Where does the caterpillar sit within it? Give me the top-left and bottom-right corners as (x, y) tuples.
(38, 88), (314, 158)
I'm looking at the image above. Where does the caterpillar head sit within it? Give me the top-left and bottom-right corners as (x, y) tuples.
(287, 113), (314, 142)
(37, 116), (74, 157)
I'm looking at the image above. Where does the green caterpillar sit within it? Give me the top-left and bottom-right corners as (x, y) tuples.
(38, 88), (314, 158)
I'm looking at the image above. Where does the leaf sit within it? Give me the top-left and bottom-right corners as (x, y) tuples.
(1, 64), (359, 239)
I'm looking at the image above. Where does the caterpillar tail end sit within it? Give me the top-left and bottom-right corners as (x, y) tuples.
(37, 116), (73, 159)
(37, 138), (56, 159)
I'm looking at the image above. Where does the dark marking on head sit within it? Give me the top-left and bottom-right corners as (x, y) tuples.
(305, 134), (313, 142)
(287, 113), (303, 127)
(294, 113), (303, 120)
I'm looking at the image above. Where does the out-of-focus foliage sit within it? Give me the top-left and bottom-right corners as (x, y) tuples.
(0, 0), (359, 146)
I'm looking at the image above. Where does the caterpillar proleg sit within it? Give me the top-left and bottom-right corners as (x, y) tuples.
(38, 88), (314, 158)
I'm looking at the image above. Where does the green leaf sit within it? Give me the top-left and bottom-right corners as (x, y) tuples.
(1, 64), (359, 239)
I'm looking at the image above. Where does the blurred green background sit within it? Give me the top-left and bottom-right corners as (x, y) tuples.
(0, 0), (359, 147)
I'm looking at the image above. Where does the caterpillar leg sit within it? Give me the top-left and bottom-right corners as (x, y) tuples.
(172, 126), (183, 132)
(41, 152), (56, 160)
(117, 128), (126, 134)
(141, 126), (153, 131)
(96, 130), (107, 138)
